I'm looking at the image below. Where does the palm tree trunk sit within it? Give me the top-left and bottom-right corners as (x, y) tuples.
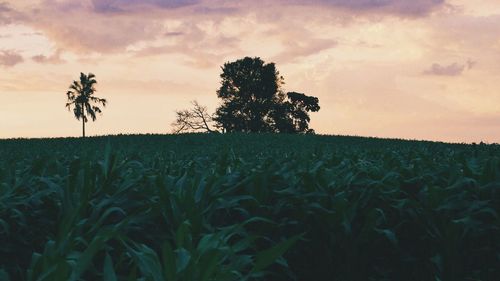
(82, 103), (86, 138)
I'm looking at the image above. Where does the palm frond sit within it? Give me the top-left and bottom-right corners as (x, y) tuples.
(89, 96), (107, 106)
(66, 91), (76, 101)
(70, 80), (81, 91)
(86, 103), (97, 121)
(65, 101), (75, 110)
(92, 106), (102, 114)
(73, 104), (82, 120)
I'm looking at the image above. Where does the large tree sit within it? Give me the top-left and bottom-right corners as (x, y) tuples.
(65, 72), (107, 138)
(213, 57), (320, 133)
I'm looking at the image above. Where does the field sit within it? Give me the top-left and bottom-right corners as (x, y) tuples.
(0, 133), (499, 281)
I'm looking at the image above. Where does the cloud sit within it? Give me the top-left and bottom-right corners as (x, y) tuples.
(0, 2), (11, 13)
(428, 14), (500, 52)
(192, 6), (239, 15)
(203, 0), (448, 18)
(32, 49), (64, 64)
(28, 12), (166, 53)
(133, 27), (240, 69)
(0, 50), (23, 67)
(273, 38), (338, 63)
(10, 1), (211, 54)
(423, 60), (475, 76)
(91, 0), (200, 13)
(312, 0), (446, 16)
(164, 31), (184, 37)
(2, 0), (448, 59)
(466, 59), (476, 69)
(0, 1), (19, 24)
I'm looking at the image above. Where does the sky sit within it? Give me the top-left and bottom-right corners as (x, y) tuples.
(0, 0), (499, 143)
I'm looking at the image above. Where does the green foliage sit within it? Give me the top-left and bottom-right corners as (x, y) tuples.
(0, 134), (499, 280)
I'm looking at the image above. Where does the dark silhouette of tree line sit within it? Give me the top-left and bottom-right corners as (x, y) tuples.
(65, 57), (320, 137)
(173, 57), (320, 134)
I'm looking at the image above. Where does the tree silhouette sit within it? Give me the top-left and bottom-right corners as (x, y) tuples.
(171, 100), (218, 134)
(213, 57), (320, 133)
(273, 92), (320, 133)
(65, 72), (107, 138)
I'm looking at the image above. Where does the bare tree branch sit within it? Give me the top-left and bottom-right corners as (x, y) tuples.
(171, 100), (218, 134)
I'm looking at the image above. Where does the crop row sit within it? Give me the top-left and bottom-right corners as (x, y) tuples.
(0, 134), (499, 280)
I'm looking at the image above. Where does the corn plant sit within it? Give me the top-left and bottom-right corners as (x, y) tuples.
(0, 134), (499, 280)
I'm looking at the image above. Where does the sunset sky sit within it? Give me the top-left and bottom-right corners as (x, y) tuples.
(0, 0), (499, 142)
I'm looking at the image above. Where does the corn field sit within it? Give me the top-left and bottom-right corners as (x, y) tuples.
(1, 134), (499, 280)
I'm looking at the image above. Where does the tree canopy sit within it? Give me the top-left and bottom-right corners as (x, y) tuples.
(172, 57), (320, 134)
(213, 57), (320, 133)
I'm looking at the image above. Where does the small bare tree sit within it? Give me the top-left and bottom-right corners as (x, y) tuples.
(171, 100), (218, 133)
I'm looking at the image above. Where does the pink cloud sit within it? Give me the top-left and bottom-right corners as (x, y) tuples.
(32, 49), (65, 64)
(91, 0), (200, 13)
(423, 60), (475, 76)
(273, 38), (337, 64)
(299, 0), (447, 16)
(3, 0), (449, 57)
(0, 1), (21, 24)
(0, 50), (23, 67)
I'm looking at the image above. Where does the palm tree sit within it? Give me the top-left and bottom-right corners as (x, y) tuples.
(65, 72), (107, 138)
